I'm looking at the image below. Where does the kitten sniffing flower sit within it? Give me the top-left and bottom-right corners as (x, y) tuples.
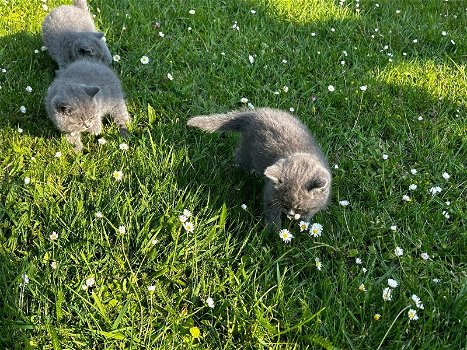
(45, 60), (130, 151)
(42, 0), (112, 67)
(187, 108), (331, 229)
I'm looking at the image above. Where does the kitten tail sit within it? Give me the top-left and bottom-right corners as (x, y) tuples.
(187, 110), (253, 133)
(73, 0), (88, 10)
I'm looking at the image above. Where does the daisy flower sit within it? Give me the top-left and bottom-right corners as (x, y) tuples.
(188, 9), (195, 15)
(241, 204), (247, 210)
(206, 297), (215, 308)
(410, 169), (417, 175)
(298, 221), (309, 232)
(167, 73), (173, 81)
(279, 229), (293, 243)
(394, 246), (403, 256)
(113, 54), (121, 62)
(429, 186), (442, 195)
(25, 86), (32, 93)
(409, 184), (417, 190)
(50, 261), (57, 269)
(183, 221), (194, 233)
(22, 273), (30, 285)
(358, 283), (367, 292)
(390, 225), (397, 231)
(55, 151), (61, 158)
(248, 55), (254, 64)
(327, 85), (335, 92)
(402, 195), (410, 202)
(382, 287), (393, 301)
(140, 56), (150, 64)
(408, 309), (419, 321)
(148, 285), (156, 292)
(309, 223), (323, 237)
(86, 277), (95, 287)
(411, 294), (424, 309)
(387, 279), (398, 288)
(112, 170), (123, 181)
(119, 143), (129, 151)
(118, 225), (126, 234)
(359, 85), (367, 91)
(95, 211), (103, 218)
(338, 200), (349, 206)
(382, 154), (388, 160)
(97, 138), (107, 145)
(178, 215), (188, 223)
(373, 313), (381, 320)
(315, 257), (322, 270)
(49, 231), (58, 241)
(24, 177), (31, 185)
(20, 106), (27, 113)
(18, 127), (23, 133)
(240, 97), (249, 103)
(420, 252), (430, 260)
(355, 257), (362, 265)
(442, 172), (450, 180)
(183, 209), (192, 218)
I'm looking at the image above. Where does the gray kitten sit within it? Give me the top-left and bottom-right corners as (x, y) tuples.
(42, 0), (112, 68)
(187, 108), (331, 229)
(45, 60), (130, 151)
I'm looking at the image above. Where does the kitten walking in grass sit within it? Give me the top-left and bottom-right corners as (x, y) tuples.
(187, 108), (331, 229)
(45, 60), (130, 151)
(42, 0), (112, 68)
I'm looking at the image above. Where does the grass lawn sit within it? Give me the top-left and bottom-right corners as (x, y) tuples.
(0, 0), (466, 348)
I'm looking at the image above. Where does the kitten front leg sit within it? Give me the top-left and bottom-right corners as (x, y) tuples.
(65, 132), (83, 152)
(263, 185), (282, 230)
(87, 118), (103, 136)
(111, 103), (131, 137)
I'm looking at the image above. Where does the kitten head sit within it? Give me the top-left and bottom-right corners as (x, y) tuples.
(50, 84), (100, 133)
(72, 32), (112, 65)
(264, 153), (331, 219)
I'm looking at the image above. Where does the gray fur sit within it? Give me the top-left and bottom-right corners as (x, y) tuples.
(187, 108), (331, 228)
(42, 0), (112, 68)
(45, 60), (131, 151)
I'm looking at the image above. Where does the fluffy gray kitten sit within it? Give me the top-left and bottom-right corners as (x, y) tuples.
(187, 108), (331, 229)
(42, 0), (112, 67)
(45, 60), (130, 151)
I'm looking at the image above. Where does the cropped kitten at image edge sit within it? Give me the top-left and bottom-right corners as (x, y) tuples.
(42, 0), (112, 67)
(187, 108), (331, 229)
(45, 60), (131, 151)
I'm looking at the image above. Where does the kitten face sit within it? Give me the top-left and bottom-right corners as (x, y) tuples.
(72, 33), (112, 65)
(50, 84), (100, 133)
(264, 154), (331, 219)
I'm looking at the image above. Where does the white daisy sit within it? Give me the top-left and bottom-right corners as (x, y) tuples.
(95, 211), (103, 218)
(49, 231), (58, 241)
(183, 221), (195, 232)
(86, 277), (95, 287)
(408, 309), (419, 321)
(382, 154), (388, 160)
(299, 221), (309, 232)
(119, 143), (129, 151)
(20, 106), (27, 113)
(25, 86), (32, 93)
(390, 225), (397, 231)
(279, 229), (293, 243)
(50, 261), (57, 269)
(387, 279), (398, 288)
(240, 97), (249, 103)
(112, 170), (124, 181)
(420, 252), (430, 260)
(140, 56), (150, 64)
(148, 285), (156, 292)
(339, 200), (349, 206)
(241, 204), (247, 210)
(358, 284), (367, 292)
(24, 177), (31, 185)
(309, 223), (323, 237)
(113, 54), (121, 62)
(315, 257), (323, 270)
(55, 151), (61, 158)
(382, 287), (393, 301)
(188, 9), (195, 15)
(442, 172), (450, 180)
(411, 294), (424, 309)
(179, 215), (188, 223)
(118, 225), (126, 234)
(248, 55), (254, 64)
(409, 184), (417, 190)
(206, 297), (215, 308)
(402, 195), (410, 202)
(410, 169), (417, 175)
(360, 85), (367, 91)
(97, 138), (107, 145)
(394, 246), (403, 256)
(167, 73), (174, 81)
(327, 85), (335, 92)
(355, 257), (362, 265)
(183, 209), (192, 218)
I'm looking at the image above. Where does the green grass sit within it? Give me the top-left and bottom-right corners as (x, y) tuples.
(0, 0), (466, 348)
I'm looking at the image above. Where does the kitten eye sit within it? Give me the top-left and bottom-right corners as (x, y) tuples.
(79, 47), (95, 56)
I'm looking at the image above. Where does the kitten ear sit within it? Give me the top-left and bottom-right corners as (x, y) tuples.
(264, 159), (285, 184)
(83, 86), (100, 98)
(56, 103), (72, 116)
(306, 174), (330, 192)
(94, 32), (105, 39)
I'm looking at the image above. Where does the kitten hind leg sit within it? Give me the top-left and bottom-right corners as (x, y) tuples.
(235, 141), (253, 171)
(65, 132), (83, 152)
(111, 103), (131, 137)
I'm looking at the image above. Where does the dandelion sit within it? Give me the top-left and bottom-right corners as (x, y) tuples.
(420, 252), (430, 260)
(167, 73), (173, 81)
(240, 97), (249, 103)
(327, 85), (335, 92)
(339, 200), (349, 206)
(279, 229), (293, 243)
(97, 138), (107, 145)
(373, 313), (381, 320)
(119, 143), (129, 151)
(390, 225), (397, 231)
(248, 55), (254, 64)
(140, 55), (150, 64)
(402, 195), (410, 202)
(411, 294), (424, 309)
(241, 204), (248, 210)
(50, 261), (57, 269)
(95, 211), (103, 218)
(113, 54), (121, 62)
(410, 169), (417, 175)
(206, 297), (215, 308)
(442, 172), (450, 180)
(382, 154), (388, 160)
(299, 221), (309, 232)
(113, 170), (124, 181)
(394, 246), (403, 256)
(408, 309), (419, 321)
(409, 184), (417, 190)
(382, 287), (393, 301)
(387, 279), (398, 288)
(359, 284), (367, 292)
(20, 106), (27, 113)
(188, 9), (195, 15)
(183, 221), (195, 233)
(25, 86), (32, 93)
(49, 231), (58, 241)
(360, 85), (367, 91)
(190, 326), (201, 339)
(86, 277), (95, 287)
(147, 285), (156, 292)
(24, 177), (31, 185)
(55, 151), (61, 158)
(118, 225), (126, 234)
(356, 257), (362, 265)
(310, 223), (323, 237)
(315, 257), (323, 270)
